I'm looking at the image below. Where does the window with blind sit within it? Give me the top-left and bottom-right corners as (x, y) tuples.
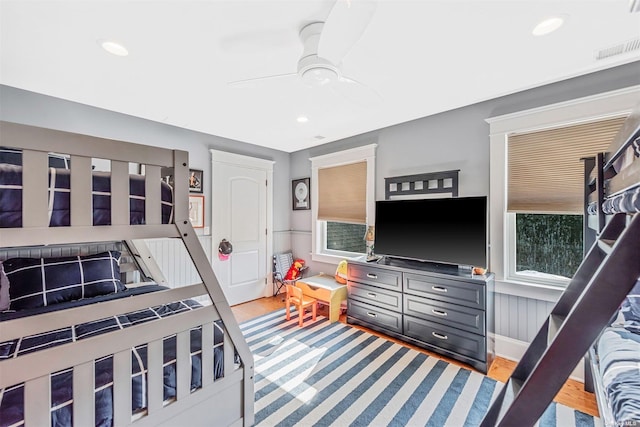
(507, 116), (626, 283)
(310, 144), (376, 262)
(318, 162), (367, 253)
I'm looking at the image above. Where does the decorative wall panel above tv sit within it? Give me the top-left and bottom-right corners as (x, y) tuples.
(384, 169), (459, 200)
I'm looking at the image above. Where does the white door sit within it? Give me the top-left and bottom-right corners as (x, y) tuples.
(210, 150), (273, 306)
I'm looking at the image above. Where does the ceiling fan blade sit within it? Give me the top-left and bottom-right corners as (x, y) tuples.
(318, 0), (378, 65)
(332, 75), (382, 108)
(228, 72), (297, 88)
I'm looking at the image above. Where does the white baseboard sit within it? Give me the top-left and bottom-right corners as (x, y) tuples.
(494, 334), (585, 383)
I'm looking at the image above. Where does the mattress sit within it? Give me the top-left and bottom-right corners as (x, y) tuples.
(596, 326), (640, 425)
(0, 163), (174, 228)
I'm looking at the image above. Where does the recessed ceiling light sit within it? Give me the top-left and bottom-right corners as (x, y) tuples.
(100, 40), (129, 57)
(532, 16), (565, 36)
(297, 116), (309, 123)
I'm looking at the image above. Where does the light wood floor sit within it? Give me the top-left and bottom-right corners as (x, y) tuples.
(231, 295), (599, 418)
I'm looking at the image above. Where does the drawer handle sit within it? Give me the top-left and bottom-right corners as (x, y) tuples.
(431, 309), (447, 317)
(431, 286), (448, 293)
(367, 292), (377, 298)
(367, 312), (377, 318)
(366, 273), (378, 279)
(432, 332), (448, 340)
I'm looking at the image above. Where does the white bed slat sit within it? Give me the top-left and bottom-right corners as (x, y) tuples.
(172, 150), (189, 223)
(131, 369), (244, 427)
(24, 375), (50, 427)
(145, 165), (162, 225)
(0, 224), (180, 248)
(73, 361), (95, 426)
(113, 349), (133, 426)
(1, 308), (214, 389)
(201, 322), (215, 387)
(0, 121), (174, 167)
(70, 155), (93, 226)
(147, 339), (164, 414)
(21, 150), (49, 227)
(2, 284), (213, 342)
(126, 239), (169, 286)
(176, 330), (191, 400)
(111, 160), (130, 225)
(224, 331), (235, 378)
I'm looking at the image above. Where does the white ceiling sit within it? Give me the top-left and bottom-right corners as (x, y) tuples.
(1, 0), (639, 153)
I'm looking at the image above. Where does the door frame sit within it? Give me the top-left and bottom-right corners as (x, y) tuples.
(210, 149), (275, 300)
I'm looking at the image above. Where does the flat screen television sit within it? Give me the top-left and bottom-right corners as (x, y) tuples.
(374, 196), (487, 268)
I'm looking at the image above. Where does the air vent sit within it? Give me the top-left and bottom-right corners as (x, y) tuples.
(314, 135), (325, 140)
(595, 38), (640, 60)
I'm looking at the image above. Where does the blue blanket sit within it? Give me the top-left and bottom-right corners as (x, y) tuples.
(0, 286), (224, 427)
(0, 163), (174, 228)
(597, 327), (640, 425)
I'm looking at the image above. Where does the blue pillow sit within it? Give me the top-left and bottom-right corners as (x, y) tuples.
(3, 251), (126, 311)
(621, 279), (640, 334)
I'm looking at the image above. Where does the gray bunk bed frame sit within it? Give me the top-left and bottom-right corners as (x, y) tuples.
(480, 107), (640, 426)
(0, 121), (254, 426)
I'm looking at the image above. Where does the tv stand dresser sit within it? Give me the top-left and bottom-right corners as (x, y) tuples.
(347, 257), (494, 373)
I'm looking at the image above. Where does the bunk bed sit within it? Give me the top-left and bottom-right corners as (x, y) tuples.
(583, 105), (640, 427)
(481, 105), (640, 427)
(0, 121), (254, 427)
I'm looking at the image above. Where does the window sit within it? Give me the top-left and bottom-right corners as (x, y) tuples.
(506, 117), (626, 285)
(310, 144), (376, 264)
(487, 86), (638, 296)
(326, 222), (367, 253)
(512, 213), (584, 281)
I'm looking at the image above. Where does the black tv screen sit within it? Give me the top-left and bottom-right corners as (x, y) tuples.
(374, 196), (487, 268)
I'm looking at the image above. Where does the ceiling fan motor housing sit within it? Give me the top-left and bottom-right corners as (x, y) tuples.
(298, 21), (340, 86)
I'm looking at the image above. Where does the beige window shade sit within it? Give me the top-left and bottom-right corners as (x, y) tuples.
(508, 116), (626, 214)
(318, 161), (367, 223)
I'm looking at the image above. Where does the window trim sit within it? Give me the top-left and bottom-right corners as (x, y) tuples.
(310, 144), (377, 264)
(487, 85), (640, 296)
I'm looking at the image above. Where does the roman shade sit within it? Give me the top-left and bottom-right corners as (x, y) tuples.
(318, 161), (367, 223)
(507, 116), (627, 213)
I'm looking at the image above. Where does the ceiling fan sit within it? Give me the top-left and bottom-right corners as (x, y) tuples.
(229, 0), (380, 105)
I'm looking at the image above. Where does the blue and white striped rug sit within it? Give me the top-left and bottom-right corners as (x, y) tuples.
(240, 309), (601, 427)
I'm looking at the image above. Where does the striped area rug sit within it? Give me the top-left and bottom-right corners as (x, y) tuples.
(240, 309), (601, 427)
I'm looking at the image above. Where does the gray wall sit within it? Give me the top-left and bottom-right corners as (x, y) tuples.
(2, 61), (639, 344)
(0, 85), (291, 235)
(289, 61), (640, 342)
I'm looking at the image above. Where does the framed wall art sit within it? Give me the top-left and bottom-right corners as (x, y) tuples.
(189, 195), (205, 228)
(189, 169), (203, 193)
(292, 177), (310, 210)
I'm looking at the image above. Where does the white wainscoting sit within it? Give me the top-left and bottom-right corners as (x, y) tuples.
(494, 292), (555, 342)
(144, 235), (212, 288)
(0, 242), (123, 261)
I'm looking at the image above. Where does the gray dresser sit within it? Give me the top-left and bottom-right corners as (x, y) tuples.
(347, 257), (495, 373)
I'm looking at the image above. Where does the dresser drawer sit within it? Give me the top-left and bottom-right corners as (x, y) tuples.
(403, 294), (485, 335)
(404, 315), (486, 362)
(348, 299), (403, 334)
(348, 264), (402, 292)
(404, 273), (485, 309)
(349, 282), (402, 312)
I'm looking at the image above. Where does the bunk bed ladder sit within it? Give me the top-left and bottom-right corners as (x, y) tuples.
(480, 212), (640, 426)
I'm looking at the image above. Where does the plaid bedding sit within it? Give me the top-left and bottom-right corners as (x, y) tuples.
(2, 251), (126, 311)
(0, 286), (225, 427)
(0, 163), (174, 228)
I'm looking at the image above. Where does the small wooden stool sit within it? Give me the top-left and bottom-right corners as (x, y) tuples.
(285, 284), (317, 326)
